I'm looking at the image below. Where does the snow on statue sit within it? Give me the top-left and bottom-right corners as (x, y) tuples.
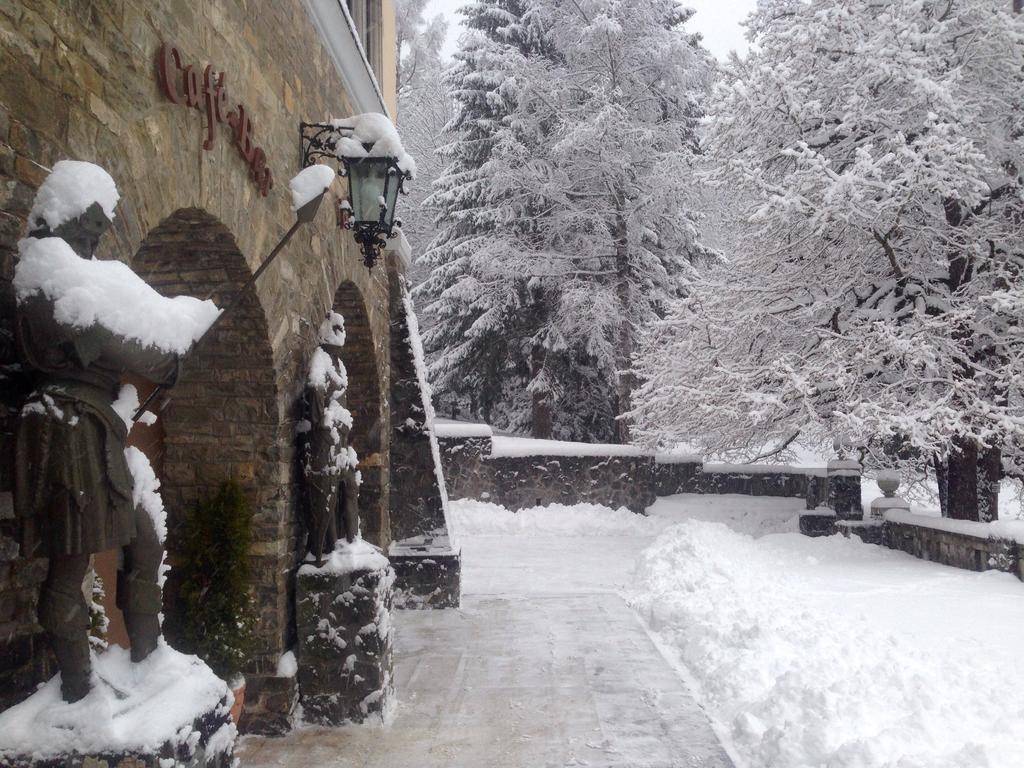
(10, 160), (218, 703)
(302, 311), (362, 565)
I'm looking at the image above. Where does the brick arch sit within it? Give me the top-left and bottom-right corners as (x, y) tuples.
(331, 281), (390, 548)
(129, 208), (288, 664)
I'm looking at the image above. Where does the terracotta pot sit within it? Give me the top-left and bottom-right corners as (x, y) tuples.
(228, 678), (246, 724)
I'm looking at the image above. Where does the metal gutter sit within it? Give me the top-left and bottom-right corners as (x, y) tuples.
(302, 0), (391, 118)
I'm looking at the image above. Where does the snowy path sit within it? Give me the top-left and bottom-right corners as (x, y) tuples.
(238, 502), (734, 768)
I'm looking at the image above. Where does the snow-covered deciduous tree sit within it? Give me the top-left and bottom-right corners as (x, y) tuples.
(419, 0), (715, 442)
(632, 0), (1024, 521)
(394, 0), (454, 269)
(395, 0), (448, 99)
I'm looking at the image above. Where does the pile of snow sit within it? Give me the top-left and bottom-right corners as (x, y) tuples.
(330, 113), (416, 176)
(450, 499), (669, 537)
(489, 435), (649, 458)
(299, 538), (390, 576)
(289, 164), (335, 211)
(28, 160), (119, 230)
(0, 642), (233, 760)
(703, 461), (826, 477)
(14, 237), (219, 354)
(632, 521), (1024, 768)
(276, 650), (297, 679)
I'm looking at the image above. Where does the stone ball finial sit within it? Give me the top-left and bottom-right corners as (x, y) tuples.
(877, 470), (900, 498)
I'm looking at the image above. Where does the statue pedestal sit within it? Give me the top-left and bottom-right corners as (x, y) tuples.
(0, 643), (235, 768)
(295, 540), (395, 725)
(389, 534), (461, 609)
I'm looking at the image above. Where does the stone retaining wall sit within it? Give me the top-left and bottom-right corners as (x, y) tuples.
(883, 520), (1022, 578)
(438, 434), (835, 515)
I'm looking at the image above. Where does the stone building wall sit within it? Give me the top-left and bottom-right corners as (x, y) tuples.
(438, 434), (831, 515)
(0, 0), (394, 716)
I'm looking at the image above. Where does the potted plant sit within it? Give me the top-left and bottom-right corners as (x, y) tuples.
(174, 481), (256, 723)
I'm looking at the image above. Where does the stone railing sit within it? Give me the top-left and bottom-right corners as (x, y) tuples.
(435, 422), (856, 517)
(837, 477), (1024, 581)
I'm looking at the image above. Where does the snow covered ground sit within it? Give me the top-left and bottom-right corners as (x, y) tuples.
(630, 499), (1024, 768)
(458, 495), (1024, 768)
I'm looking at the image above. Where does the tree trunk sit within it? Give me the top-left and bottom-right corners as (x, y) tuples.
(530, 345), (552, 439)
(612, 188), (633, 445)
(940, 437), (1001, 521)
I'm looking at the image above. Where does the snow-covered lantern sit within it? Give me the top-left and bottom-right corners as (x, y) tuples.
(300, 114), (415, 270)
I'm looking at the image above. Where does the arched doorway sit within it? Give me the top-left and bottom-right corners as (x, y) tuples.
(331, 281), (389, 548)
(123, 208), (287, 668)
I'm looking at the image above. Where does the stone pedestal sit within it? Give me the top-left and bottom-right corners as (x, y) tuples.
(837, 519), (884, 545)
(870, 495), (910, 521)
(295, 544), (395, 725)
(389, 535), (461, 609)
(799, 508), (837, 537)
(0, 645), (235, 768)
(827, 460), (863, 521)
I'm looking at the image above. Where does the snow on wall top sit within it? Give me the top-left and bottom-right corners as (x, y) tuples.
(433, 418), (494, 439)
(400, 282), (454, 537)
(703, 462), (827, 478)
(489, 436), (649, 459)
(14, 237), (220, 354)
(28, 160), (119, 230)
(330, 113), (417, 177)
(884, 508), (1024, 545)
(289, 163), (335, 211)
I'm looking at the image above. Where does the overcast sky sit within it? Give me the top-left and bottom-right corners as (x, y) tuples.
(422, 0), (758, 61)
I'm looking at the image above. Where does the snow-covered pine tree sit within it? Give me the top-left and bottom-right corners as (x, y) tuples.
(420, 0), (715, 442)
(631, 0), (1024, 520)
(417, 0), (555, 434)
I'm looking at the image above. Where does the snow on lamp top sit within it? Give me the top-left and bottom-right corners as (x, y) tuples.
(28, 160), (119, 230)
(329, 113), (417, 178)
(13, 237), (220, 355)
(288, 163), (336, 211)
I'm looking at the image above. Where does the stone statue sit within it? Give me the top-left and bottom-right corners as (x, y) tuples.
(303, 313), (360, 565)
(13, 166), (180, 703)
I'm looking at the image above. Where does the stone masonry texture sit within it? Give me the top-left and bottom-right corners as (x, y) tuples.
(295, 562), (395, 725)
(439, 434), (835, 516)
(0, 0), (397, 725)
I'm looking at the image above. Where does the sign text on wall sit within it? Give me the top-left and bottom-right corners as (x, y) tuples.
(157, 42), (274, 197)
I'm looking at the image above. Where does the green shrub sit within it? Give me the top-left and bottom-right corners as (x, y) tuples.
(176, 480), (256, 680)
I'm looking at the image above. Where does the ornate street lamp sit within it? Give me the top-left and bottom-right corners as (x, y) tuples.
(300, 118), (414, 269)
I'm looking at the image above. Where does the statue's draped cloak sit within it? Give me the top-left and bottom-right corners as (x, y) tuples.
(14, 292), (177, 557)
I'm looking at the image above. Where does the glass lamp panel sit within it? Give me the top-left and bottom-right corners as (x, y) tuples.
(381, 167), (402, 232)
(346, 158), (390, 223)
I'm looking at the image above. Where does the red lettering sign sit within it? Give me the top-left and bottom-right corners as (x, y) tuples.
(156, 42), (274, 197)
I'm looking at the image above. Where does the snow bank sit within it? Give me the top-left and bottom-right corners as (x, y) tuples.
(299, 537), (389, 576)
(330, 113), (416, 176)
(632, 521), (1024, 768)
(489, 435), (648, 458)
(14, 237), (220, 354)
(289, 164), (335, 210)
(450, 499), (669, 537)
(433, 418), (493, 439)
(28, 160), (119, 229)
(0, 642), (232, 759)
